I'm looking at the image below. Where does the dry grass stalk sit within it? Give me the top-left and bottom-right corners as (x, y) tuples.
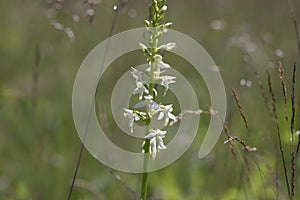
(291, 152), (295, 199)
(291, 63), (297, 148)
(169, 108), (213, 126)
(232, 88), (249, 130)
(222, 121), (256, 157)
(252, 64), (273, 117)
(224, 136), (257, 152)
(266, 70), (291, 198)
(278, 61), (287, 104)
(290, 63), (296, 199)
(223, 123), (236, 156)
(277, 61), (289, 123)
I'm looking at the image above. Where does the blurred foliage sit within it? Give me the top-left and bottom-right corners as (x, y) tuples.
(0, 0), (300, 199)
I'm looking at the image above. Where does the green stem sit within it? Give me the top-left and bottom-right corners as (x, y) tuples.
(141, 138), (150, 200)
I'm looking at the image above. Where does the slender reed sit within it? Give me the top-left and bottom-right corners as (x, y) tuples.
(250, 59), (272, 117)
(232, 88), (249, 130)
(67, 1), (123, 199)
(277, 61), (289, 122)
(266, 70), (291, 198)
(290, 63), (296, 199)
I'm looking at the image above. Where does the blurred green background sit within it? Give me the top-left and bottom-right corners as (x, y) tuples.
(1, 0), (300, 199)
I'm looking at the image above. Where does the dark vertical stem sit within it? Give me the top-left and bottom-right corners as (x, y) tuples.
(291, 63), (296, 141)
(67, 2), (122, 199)
(250, 57), (272, 118)
(291, 63), (296, 199)
(141, 138), (150, 200)
(266, 70), (291, 199)
(277, 61), (289, 123)
(289, 2), (299, 197)
(67, 143), (85, 200)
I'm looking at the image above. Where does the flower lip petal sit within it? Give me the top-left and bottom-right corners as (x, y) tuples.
(158, 61), (170, 69)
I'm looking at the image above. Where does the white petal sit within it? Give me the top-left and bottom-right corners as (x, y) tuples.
(144, 87), (149, 94)
(168, 112), (176, 120)
(164, 117), (169, 126)
(158, 130), (167, 136)
(124, 109), (133, 118)
(158, 61), (170, 69)
(157, 137), (167, 150)
(165, 104), (173, 111)
(166, 42), (176, 50)
(139, 42), (148, 50)
(129, 118), (134, 128)
(124, 108), (132, 113)
(133, 114), (140, 121)
(161, 5), (167, 11)
(144, 95), (153, 100)
(164, 22), (172, 27)
(157, 112), (164, 120)
(145, 132), (156, 139)
(151, 139), (157, 160)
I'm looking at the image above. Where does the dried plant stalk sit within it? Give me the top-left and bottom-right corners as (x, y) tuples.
(291, 63), (297, 199)
(232, 88), (249, 130)
(223, 123), (236, 156)
(252, 64), (272, 117)
(266, 70), (291, 198)
(168, 108), (214, 126)
(277, 61), (289, 123)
